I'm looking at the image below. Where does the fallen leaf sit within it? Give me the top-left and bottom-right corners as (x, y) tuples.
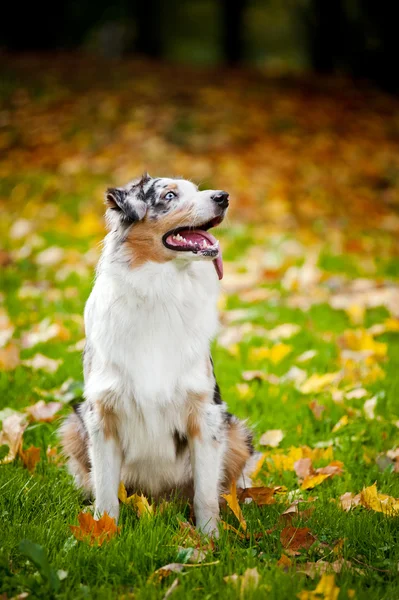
(299, 372), (341, 395)
(25, 400), (63, 422)
(332, 415), (349, 432)
(0, 342), (20, 370)
(22, 354), (62, 373)
(267, 324), (300, 341)
(363, 396), (377, 420)
(259, 429), (284, 447)
(294, 458), (313, 479)
(301, 473), (331, 491)
(341, 329), (387, 358)
(297, 350), (317, 363)
(236, 383), (255, 400)
(36, 246), (65, 267)
(280, 526), (316, 556)
(241, 370), (268, 382)
(221, 479), (247, 531)
(359, 483), (399, 516)
(118, 482), (154, 517)
(224, 567), (260, 597)
(308, 400), (325, 420)
(300, 558), (361, 579)
(238, 486), (284, 506)
(277, 554), (292, 569)
(21, 318), (70, 348)
(249, 343), (292, 364)
(70, 512), (120, 546)
(345, 304), (365, 326)
(297, 574), (340, 600)
(19, 445), (41, 472)
(151, 561), (219, 582)
(0, 413), (28, 464)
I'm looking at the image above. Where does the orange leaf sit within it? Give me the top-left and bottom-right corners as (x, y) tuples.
(277, 554), (292, 568)
(0, 342), (20, 371)
(19, 445), (41, 472)
(238, 486), (283, 506)
(70, 511), (120, 546)
(221, 479), (247, 531)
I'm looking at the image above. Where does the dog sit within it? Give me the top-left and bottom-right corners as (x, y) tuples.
(60, 174), (253, 535)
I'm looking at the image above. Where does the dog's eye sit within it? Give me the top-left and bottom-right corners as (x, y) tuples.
(164, 191), (176, 201)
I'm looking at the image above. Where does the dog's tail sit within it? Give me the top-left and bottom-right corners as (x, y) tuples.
(59, 403), (92, 494)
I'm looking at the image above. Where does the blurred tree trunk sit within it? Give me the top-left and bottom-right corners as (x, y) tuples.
(221, 0), (247, 65)
(303, 0), (346, 73)
(133, 0), (163, 58)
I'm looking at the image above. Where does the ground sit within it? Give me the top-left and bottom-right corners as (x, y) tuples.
(0, 56), (399, 600)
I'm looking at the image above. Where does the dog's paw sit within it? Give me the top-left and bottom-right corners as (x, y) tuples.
(196, 516), (220, 538)
(94, 502), (120, 523)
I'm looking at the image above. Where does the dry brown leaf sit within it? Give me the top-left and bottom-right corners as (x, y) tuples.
(300, 558), (361, 579)
(308, 400), (325, 420)
(221, 479), (247, 531)
(277, 554), (292, 569)
(294, 458), (313, 479)
(19, 445), (41, 472)
(21, 318), (70, 348)
(238, 486), (284, 506)
(280, 526), (316, 556)
(0, 413), (28, 464)
(259, 429), (284, 448)
(70, 511), (120, 546)
(0, 342), (20, 371)
(25, 400), (63, 422)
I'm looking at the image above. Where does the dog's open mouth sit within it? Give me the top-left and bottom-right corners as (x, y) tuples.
(162, 216), (224, 280)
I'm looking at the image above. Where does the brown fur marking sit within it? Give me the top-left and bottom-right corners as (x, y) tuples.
(60, 412), (91, 489)
(223, 419), (251, 491)
(124, 206), (197, 269)
(96, 402), (119, 440)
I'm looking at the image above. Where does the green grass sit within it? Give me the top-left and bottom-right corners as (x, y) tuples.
(1, 58), (399, 599)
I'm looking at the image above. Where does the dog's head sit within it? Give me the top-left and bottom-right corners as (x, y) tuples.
(105, 174), (229, 279)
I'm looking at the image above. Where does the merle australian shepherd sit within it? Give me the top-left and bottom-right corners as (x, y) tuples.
(60, 174), (253, 535)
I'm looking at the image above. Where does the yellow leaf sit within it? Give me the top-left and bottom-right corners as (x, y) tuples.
(345, 304), (365, 326)
(269, 343), (292, 364)
(221, 479), (247, 531)
(235, 383), (254, 401)
(299, 372), (341, 394)
(360, 483), (399, 516)
(249, 343), (292, 364)
(250, 453), (266, 479)
(332, 415), (349, 432)
(301, 473), (330, 490)
(342, 329), (387, 357)
(118, 481), (154, 517)
(297, 574), (340, 600)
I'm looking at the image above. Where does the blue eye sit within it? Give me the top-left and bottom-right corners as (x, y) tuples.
(164, 191), (176, 201)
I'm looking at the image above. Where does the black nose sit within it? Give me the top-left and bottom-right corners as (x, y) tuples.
(211, 190), (229, 209)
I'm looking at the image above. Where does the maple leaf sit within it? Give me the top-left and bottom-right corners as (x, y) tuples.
(118, 482), (154, 517)
(359, 483), (399, 516)
(280, 526), (316, 556)
(259, 429), (284, 447)
(70, 512), (120, 546)
(25, 400), (63, 422)
(0, 413), (28, 464)
(19, 445), (41, 472)
(339, 492), (361, 512)
(221, 479), (247, 531)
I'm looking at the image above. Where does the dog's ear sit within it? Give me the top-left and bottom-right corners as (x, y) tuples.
(106, 186), (147, 224)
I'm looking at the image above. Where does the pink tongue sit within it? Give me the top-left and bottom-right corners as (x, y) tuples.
(213, 252), (223, 280)
(176, 229), (224, 280)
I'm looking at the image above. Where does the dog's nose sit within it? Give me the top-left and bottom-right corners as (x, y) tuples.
(211, 191), (229, 209)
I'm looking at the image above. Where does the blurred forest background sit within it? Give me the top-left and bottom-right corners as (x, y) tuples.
(0, 0), (397, 92)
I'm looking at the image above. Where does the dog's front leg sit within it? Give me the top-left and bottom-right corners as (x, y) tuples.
(86, 400), (122, 523)
(188, 404), (225, 536)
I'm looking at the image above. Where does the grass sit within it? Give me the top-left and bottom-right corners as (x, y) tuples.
(1, 55), (399, 599)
